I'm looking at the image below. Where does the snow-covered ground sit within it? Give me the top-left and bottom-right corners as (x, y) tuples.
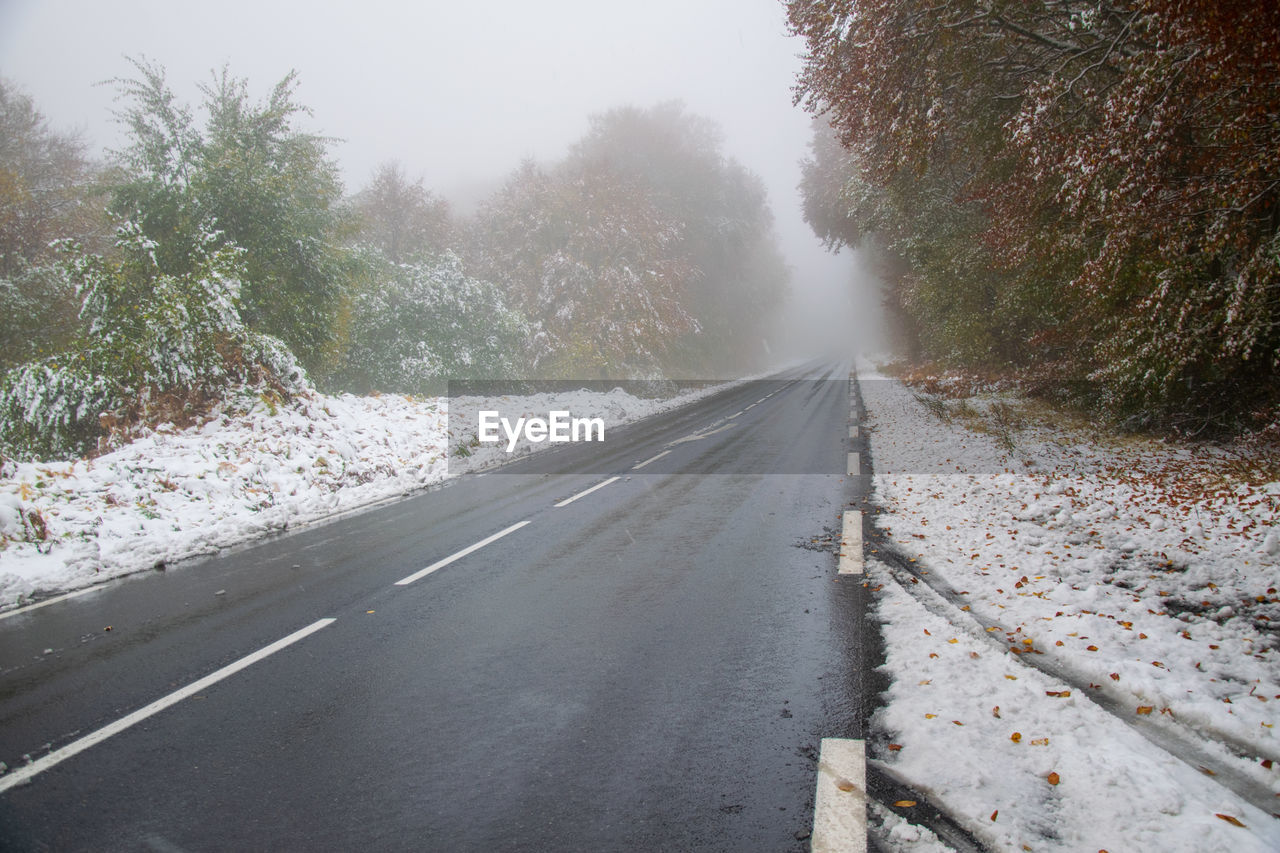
(859, 364), (1280, 851)
(0, 382), (728, 610)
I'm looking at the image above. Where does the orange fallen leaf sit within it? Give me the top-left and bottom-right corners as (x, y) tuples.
(990, 809), (998, 822)
(1109, 673), (1120, 681)
(1215, 813), (1246, 828)
(1005, 675), (1018, 680)
(888, 743), (903, 751)
(1046, 690), (1071, 698)
(1137, 706), (1154, 715)
(925, 713), (937, 719)
(1010, 732), (1022, 743)
(1030, 737), (1050, 746)
(1087, 645), (1099, 651)
(893, 800), (917, 808)
(1047, 771), (1060, 785)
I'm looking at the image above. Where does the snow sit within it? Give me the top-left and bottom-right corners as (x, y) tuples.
(859, 363), (1280, 850)
(0, 381), (731, 609)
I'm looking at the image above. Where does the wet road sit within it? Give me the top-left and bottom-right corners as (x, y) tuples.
(0, 365), (869, 851)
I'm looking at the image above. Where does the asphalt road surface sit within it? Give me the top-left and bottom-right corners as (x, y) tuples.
(0, 364), (870, 852)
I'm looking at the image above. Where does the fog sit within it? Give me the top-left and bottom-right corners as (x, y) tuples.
(0, 0), (888, 363)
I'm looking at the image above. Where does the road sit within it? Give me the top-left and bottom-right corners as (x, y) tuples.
(0, 364), (869, 851)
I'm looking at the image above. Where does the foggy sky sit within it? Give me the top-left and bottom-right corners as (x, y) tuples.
(0, 0), (883, 356)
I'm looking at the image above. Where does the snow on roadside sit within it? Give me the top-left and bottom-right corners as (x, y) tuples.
(859, 367), (1280, 850)
(0, 382), (727, 609)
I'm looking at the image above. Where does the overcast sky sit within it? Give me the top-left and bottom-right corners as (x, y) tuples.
(0, 0), (878, 354)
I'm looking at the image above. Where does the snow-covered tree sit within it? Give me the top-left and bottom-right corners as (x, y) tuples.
(107, 58), (349, 374)
(0, 221), (306, 460)
(472, 160), (697, 376)
(328, 250), (529, 394)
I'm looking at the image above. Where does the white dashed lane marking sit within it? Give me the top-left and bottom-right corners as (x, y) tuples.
(395, 520), (532, 584)
(810, 737), (867, 852)
(0, 618), (337, 794)
(552, 471), (622, 504)
(838, 511), (863, 576)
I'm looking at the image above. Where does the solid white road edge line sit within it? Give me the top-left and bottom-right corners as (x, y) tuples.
(0, 617), (337, 794)
(0, 587), (97, 622)
(811, 737), (867, 853)
(745, 403), (757, 410)
(839, 511), (863, 576)
(847, 452), (860, 476)
(554, 475), (622, 504)
(849, 425), (859, 440)
(631, 451), (671, 471)
(395, 520), (532, 584)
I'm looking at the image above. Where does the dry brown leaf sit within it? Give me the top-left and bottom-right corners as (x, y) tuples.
(1137, 706), (1155, 715)
(990, 809), (998, 822)
(1010, 732), (1022, 743)
(1047, 771), (1060, 785)
(888, 743), (903, 751)
(1030, 737), (1050, 746)
(893, 800), (917, 808)
(1215, 813), (1246, 828)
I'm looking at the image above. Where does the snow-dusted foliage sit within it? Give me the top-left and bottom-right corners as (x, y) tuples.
(788, 0), (1280, 431)
(329, 250), (529, 394)
(473, 160), (697, 376)
(0, 221), (307, 460)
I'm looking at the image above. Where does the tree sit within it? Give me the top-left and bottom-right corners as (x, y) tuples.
(0, 79), (102, 370)
(0, 222), (307, 460)
(788, 0), (1280, 430)
(328, 250), (529, 394)
(567, 103), (789, 371)
(472, 160), (696, 376)
(349, 162), (456, 263)
(107, 58), (349, 374)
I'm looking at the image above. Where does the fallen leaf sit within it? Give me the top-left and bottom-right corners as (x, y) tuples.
(893, 800), (917, 808)
(1137, 706), (1155, 715)
(888, 743), (903, 751)
(1109, 673), (1120, 681)
(1087, 645), (1099, 651)
(1047, 771), (1060, 785)
(1030, 737), (1050, 746)
(990, 809), (998, 822)
(1215, 814), (1246, 828)
(925, 713), (937, 719)
(1046, 690), (1071, 698)
(992, 706), (1001, 718)
(1010, 732), (1022, 743)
